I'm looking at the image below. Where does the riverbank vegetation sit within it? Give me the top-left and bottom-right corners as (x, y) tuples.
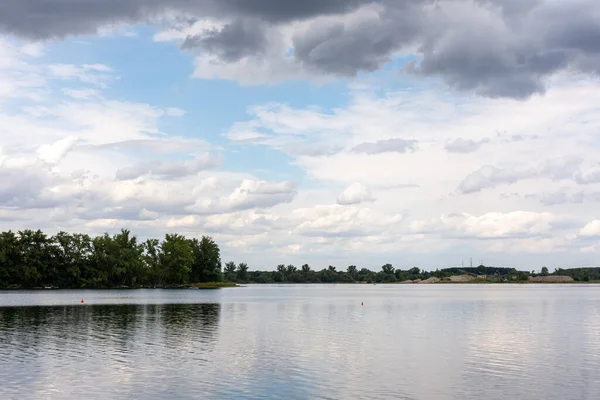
(0, 229), (222, 289)
(1, 229), (598, 289)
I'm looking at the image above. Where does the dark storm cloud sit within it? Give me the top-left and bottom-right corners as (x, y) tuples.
(293, 18), (400, 75)
(213, 0), (378, 22)
(182, 19), (269, 62)
(292, 1), (427, 75)
(543, 7), (600, 53)
(0, 0), (373, 39)
(475, 0), (542, 15)
(2, 0), (600, 99)
(404, 0), (600, 98)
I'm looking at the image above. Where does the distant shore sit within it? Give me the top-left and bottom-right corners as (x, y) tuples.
(394, 275), (584, 284)
(4, 276), (600, 291)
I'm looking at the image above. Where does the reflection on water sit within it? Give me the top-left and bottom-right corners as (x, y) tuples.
(0, 304), (221, 399)
(1, 286), (600, 400)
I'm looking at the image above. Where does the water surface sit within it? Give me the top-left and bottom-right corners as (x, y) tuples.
(1, 285), (599, 399)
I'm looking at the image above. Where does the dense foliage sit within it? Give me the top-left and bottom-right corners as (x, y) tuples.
(0, 230), (222, 288)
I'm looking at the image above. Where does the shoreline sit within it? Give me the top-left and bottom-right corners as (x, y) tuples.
(4, 280), (599, 291)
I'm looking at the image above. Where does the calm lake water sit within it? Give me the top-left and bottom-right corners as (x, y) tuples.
(1, 284), (599, 399)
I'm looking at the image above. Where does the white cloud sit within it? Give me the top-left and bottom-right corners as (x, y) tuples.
(580, 220), (600, 237)
(115, 153), (220, 180)
(290, 205), (403, 238)
(48, 63), (113, 86)
(20, 42), (44, 57)
(352, 138), (418, 155)
(193, 179), (298, 213)
(0, 38), (48, 101)
(203, 211), (286, 234)
(337, 183), (375, 205)
(445, 138), (489, 153)
(36, 136), (79, 165)
(580, 245), (597, 253)
(166, 215), (198, 229)
(440, 211), (556, 239)
(17, 100), (166, 147)
(165, 107), (186, 117)
(62, 88), (98, 99)
(205, 76), (600, 267)
(457, 157), (600, 194)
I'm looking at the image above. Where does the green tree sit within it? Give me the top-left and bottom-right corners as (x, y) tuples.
(89, 230), (143, 287)
(286, 264), (297, 277)
(276, 264), (286, 282)
(541, 266), (549, 276)
(113, 229), (144, 287)
(50, 232), (92, 288)
(17, 230), (51, 287)
(379, 263), (396, 282)
(237, 262), (249, 282)
(347, 265), (358, 280)
(301, 264), (311, 275)
(224, 261), (237, 282)
(189, 236), (222, 282)
(160, 234), (193, 284)
(381, 263), (395, 275)
(408, 267), (421, 280)
(395, 269), (406, 281)
(0, 231), (20, 287)
(256, 272), (273, 283)
(142, 238), (161, 285)
(358, 268), (375, 282)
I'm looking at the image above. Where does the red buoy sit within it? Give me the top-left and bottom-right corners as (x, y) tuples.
(80, 299), (84, 304)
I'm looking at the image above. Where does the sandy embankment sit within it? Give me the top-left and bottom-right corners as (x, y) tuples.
(449, 275), (475, 282)
(419, 277), (441, 284)
(528, 275), (574, 283)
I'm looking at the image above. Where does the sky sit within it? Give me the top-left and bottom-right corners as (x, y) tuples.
(1, 0), (600, 271)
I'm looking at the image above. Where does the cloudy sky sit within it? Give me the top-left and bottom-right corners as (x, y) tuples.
(1, 0), (600, 271)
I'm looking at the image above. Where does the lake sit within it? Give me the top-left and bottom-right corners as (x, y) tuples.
(1, 284), (599, 399)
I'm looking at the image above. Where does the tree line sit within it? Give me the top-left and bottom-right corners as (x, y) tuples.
(2, 229), (598, 288)
(221, 263), (600, 284)
(223, 263), (428, 284)
(222, 263), (530, 283)
(0, 229), (221, 288)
